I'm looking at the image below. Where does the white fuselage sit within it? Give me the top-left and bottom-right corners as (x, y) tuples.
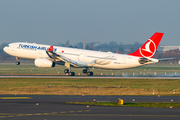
(3, 42), (156, 70)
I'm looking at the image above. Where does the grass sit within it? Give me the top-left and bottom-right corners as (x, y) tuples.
(0, 64), (180, 76)
(66, 102), (180, 108)
(0, 64), (180, 95)
(0, 78), (180, 95)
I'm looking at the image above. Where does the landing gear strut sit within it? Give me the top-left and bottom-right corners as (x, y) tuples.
(82, 68), (93, 76)
(64, 62), (75, 76)
(16, 57), (20, 65)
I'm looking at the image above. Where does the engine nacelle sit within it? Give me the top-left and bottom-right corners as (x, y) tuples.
(34, 58), (55, 67)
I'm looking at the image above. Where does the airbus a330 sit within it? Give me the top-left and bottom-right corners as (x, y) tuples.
(3, 32), (164, 76)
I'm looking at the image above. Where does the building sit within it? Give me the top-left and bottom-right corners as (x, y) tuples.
(159, 46), (180, 52)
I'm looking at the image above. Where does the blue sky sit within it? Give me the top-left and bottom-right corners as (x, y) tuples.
(0, 0), (180, 45)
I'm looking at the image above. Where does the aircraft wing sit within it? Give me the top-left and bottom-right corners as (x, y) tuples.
(46, 47), (88, 67)
(46, 50), (63, 61)
(46, 46), (115, 67)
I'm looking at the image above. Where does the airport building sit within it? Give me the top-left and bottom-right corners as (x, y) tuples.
(159, 46), (180, 52)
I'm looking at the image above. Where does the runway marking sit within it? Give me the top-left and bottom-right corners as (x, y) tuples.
(0, 116), (6, 118)
(46, 114), (180, 117)
(16, 114), (24, 116)
(77, 110), (82, 112)
(51, 112), (58, 114)
(1, 112), (180, 119)
(0, 113), (17, 115)
(0, 110), (91, 119)
(60, 112), (66, 113)
(2, 75), (180, 79)
(0, 97), (32, 99)
(69, 111), (75, 113)
(34, 113), (42, 115)
(25, 114), (33, 116)
(43, 113), (50, 115)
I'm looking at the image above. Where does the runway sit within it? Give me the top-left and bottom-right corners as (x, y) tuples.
(0, 95), (180, 120)
(1, 75), (180, 119)
(1, 75), (180, 79)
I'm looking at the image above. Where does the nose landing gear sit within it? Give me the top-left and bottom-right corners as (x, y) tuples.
(16, 61), (20, 65)
(16, 57), (20, 65)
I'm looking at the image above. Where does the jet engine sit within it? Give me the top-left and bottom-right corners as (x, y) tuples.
(34, 58), (55, 67)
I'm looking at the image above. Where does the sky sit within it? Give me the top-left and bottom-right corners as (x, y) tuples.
(0, 0), (180, 46)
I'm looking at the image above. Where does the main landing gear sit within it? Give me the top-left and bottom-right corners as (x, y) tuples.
(64, 68), (93, 76)
(64, 62), (75, 76)
(64, 69), (75, 76)
(64, 62), (93, 76)
(82, 68), (93, 76)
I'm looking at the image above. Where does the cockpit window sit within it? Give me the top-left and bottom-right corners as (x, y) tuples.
(8, 44), (13, 47)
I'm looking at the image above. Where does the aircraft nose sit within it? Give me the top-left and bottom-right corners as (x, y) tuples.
(3, 47), (7, 53)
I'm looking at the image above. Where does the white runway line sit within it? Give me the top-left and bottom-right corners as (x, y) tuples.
(1, 75), (180, 79)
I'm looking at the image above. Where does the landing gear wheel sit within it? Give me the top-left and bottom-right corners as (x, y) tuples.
(87, 72), (93, 76)
(64, 69), (69, 74)
(16, 61), (20, 65)
(68, 72), (75, 76)
(83, 69), (87, 74)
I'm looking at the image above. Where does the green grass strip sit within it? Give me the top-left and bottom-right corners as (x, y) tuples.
(66, 102), (180, 108)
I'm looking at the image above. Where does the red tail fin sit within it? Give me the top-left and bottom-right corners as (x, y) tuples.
(129, 32), (164, 58)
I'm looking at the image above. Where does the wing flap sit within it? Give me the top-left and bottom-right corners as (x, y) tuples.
(46, 51), (63, 62)
(46, 50), (88, 67)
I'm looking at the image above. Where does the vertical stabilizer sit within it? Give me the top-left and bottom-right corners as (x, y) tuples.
(129, 32), (164, 58)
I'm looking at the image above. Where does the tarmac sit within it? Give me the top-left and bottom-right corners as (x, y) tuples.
(0, 95), (180, 120)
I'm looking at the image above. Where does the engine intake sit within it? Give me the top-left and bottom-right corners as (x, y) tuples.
(34, 58), (55, 67)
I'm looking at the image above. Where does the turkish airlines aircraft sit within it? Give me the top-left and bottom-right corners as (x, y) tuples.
(3, 32), (164, 76)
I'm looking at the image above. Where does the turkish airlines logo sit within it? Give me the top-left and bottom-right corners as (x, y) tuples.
(139, 39), (156, 58)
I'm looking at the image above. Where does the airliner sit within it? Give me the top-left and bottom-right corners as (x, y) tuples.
(3, 32), (164, 76)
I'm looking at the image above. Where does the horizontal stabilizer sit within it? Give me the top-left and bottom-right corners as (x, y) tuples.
(158, 58), (175, 61)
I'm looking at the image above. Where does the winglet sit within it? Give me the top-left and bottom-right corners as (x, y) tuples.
(129, 32), (164, 58)
(48, 46), (53, 51)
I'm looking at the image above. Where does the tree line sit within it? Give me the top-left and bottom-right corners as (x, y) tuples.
(0, 42), (179, 64)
